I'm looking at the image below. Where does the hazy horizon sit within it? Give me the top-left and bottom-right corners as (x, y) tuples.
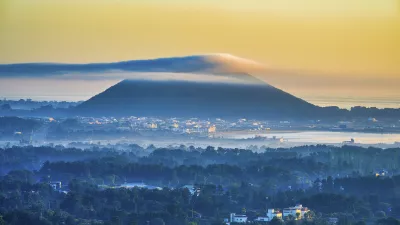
(1, 75), (399, 109)
(3, 94), (400, 110)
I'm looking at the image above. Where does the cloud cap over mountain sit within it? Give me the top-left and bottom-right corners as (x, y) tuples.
(0, 54), (268, 80)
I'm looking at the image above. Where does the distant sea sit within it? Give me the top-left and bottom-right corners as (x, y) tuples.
(226, 131), (400, 145)
(3, 95), (400, 109)
(304, 96), (400, 109)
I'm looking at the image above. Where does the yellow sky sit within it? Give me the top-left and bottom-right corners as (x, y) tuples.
(0, 0), (399, 104)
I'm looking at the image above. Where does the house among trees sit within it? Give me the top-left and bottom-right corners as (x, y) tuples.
(283, 204), (310, 220)
(255, 209), (283, 222)
(225, 213), (248, 224)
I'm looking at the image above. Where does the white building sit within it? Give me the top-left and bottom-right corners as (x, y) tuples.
(225, 213), (247, 224)
(255, 209), (282, 222)
(149, 123), (158, 129)
(282, 204), (309, 220)
(254, 217), (269, 222)
(267, 209), (283, 221)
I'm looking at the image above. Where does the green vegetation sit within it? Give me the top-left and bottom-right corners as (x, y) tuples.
(1, 145), (400, 224)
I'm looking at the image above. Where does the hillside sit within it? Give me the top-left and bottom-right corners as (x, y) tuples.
(76, 76), (318, 119)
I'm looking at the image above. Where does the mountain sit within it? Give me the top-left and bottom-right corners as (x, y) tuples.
(2, 54), (399, 119)
(75, 74), (319, 119)
(1, 53), (320, 119)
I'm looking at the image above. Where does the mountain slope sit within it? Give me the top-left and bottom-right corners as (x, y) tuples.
(76, 75), (318, 119)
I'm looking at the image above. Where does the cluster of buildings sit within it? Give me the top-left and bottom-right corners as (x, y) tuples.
(74, 116), (400, 135)
(70, 116), (279, 136)
(225, 204), (310, 224)
(12, 116), (398, 146)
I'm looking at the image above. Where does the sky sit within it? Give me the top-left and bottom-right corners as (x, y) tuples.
(0, 0), (399, 107)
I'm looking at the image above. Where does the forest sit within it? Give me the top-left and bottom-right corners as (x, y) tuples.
(1, 144), (400, 225)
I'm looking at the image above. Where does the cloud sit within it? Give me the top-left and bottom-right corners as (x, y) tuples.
(0, 54), (269, 82)
(0, 54), (271, 101)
